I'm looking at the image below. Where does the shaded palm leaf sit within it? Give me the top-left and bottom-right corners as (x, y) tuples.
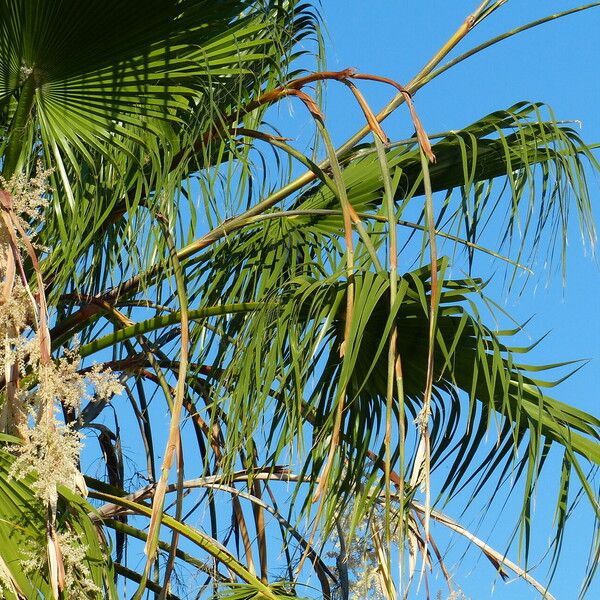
(0, 435), (117, 599)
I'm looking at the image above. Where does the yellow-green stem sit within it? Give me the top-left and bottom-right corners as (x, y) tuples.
(418, 146), (438, 560)
(373, 134), (398, 589)
(133, 214), (190, 600)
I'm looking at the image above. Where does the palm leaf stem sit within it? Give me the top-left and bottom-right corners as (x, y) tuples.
(158, 431), (184, 600)
(412, 147), (438, 582)
(105, 520), (220, 578)
(134, 214), (190, 600)
(112, 564), (180, 600)
(88, 491), (305, 600)
(202, 210), (528, 270)
(411, 501), (556, 599)
(375, 127), (402, 589)
(310, 120), (355, 505)
(423, 3), (600, 87)
(91, 472), (309, 520)
(77, 302), (264, 358)
(92, 478), (337, 596)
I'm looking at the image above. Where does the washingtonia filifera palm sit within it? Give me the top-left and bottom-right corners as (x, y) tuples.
(0, 1), (599, 599)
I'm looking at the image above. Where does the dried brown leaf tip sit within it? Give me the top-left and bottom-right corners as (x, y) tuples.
(343, 80), (389, 145)
(351, 72), (436, 162)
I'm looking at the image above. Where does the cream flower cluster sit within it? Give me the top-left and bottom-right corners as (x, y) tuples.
(1, 168), (122, 597)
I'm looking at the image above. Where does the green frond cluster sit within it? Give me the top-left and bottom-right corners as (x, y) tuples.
(0, 1), (598, 599)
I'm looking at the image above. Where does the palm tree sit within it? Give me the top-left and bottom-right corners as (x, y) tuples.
(0, 1), (598, 598)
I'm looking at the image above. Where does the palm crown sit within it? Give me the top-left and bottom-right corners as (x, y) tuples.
(0, 1), (598, 599)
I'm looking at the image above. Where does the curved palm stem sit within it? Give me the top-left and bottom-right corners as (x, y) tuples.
(411, 502), (556, 599)
(134, 214), (190, 599)
(89, 491), (282, 600)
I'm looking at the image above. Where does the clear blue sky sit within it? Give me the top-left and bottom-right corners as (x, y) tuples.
(315, 2), (600, 598)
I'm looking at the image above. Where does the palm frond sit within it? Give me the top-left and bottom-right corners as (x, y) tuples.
(0, 435), (116, 599)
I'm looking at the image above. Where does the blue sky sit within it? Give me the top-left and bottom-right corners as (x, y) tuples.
(312, 2), (600, 598)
